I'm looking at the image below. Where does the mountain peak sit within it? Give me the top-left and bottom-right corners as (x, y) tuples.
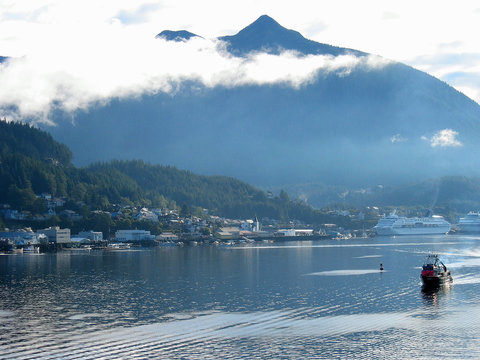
(247, 15), (283, 31)
(218, 15), (363, 57)
(155, 30), (201, 42)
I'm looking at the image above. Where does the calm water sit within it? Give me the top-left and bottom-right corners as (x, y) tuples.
(2, 235), (480, 359)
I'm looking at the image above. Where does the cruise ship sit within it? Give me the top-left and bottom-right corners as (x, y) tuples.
(458, 212), (480, 233)
(374, 211), (451, 236)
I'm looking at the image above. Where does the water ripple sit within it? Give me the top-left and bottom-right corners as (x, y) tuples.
(3, 307), (480, 359)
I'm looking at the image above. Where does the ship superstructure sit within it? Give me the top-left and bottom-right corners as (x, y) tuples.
(458, 211), (480, 233)
(374, 211), (451, 236)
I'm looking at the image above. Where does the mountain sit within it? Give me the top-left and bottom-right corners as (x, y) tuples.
(43, 15), (480, 189)
(156, 30), (201, 42)
(218, 15), (364, 57)
(282, 176), (480, 213)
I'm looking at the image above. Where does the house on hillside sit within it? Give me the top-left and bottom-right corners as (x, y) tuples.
(134, 208), (159, 222)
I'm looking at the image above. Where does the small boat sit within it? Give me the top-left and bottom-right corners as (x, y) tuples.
(106, 243), (131, 250)
(421, 254), (452, 287)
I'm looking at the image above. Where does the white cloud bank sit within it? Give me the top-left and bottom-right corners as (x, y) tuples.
(2, 0), (479, 122)
(422, 129), (463, 148)
(0, 31), (388, 122)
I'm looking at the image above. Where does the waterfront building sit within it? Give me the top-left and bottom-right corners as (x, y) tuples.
(216, 231), (234, 240)
(216, 226), (240, 240)
(70, 237), (92, 245)
(115, 229), (155, 242)
(37, 226), (71, 244)
(156, 232), (179, 242)
(276, 229), (314, 237)
(77, 231), (103, 241)
(0, 230), (45, 245)
(240, 217), (261, 232)
(276, 229), (296, 237)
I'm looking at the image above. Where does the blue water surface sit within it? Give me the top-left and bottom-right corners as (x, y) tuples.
(1, 235), (480, 359)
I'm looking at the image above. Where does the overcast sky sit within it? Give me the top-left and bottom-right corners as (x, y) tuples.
(1, 0), (480, 120)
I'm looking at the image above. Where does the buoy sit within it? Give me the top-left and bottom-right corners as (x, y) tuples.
(380, 263), (384, 271)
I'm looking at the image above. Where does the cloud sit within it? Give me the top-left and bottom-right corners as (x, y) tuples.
(0, 27), (389, 122)
(422, 129), (463, 148)
(115, 3), (161, 25)
(2, 0), (480, 118)
(390, 134), (407, 143)
(408, 51), (480, 104)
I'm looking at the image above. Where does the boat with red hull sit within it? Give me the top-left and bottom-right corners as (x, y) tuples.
(421, 254), (452, 287)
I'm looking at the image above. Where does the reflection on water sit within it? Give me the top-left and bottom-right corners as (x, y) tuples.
(421, 283), (452, 307)
(1, 235), (480, 358)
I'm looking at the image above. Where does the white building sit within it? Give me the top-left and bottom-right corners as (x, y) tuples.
(134, 208), (159, 222)
(77, 231), (103, 241)
(156, 232), (179, 241)
(276, 229), (296, 237)
(240, 217), (261, 232)
(37, 226), (71, 244)
(115, 229), (155, 242)
(276, 229), (314, 237)
(70, 237), (92, 245)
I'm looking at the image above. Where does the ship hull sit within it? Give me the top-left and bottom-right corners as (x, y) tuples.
(375, 226), (451, 236)
(458, 224), (480, 234)
(421, 275), (442, 287)
(421, 273), (452, 287)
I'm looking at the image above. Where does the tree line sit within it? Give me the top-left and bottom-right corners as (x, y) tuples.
(0, 120), (351, 228)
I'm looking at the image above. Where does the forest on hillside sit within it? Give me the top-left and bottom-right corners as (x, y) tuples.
(3, 119), (479, 233)
(0, 121), (353, 230)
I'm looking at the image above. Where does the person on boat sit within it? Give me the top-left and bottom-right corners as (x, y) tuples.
(380, 263), (384, 271)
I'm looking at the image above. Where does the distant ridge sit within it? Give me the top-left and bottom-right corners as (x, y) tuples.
(44, 15), (480, 188)
(218, 15), (365, 57)
(156, 30), (201, 42)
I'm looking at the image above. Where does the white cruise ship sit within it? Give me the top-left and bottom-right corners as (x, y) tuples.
(374, 211), (451, 236)
(458, 212), (480, 233)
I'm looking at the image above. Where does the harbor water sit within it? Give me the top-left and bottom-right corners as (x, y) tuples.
(2, 235), (480, 359)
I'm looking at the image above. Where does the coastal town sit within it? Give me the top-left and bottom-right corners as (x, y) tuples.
(0, 192), (374, 253)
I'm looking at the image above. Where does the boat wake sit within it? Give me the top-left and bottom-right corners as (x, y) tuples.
(449, 273), (480, 285)
(305, 269), (383, 276)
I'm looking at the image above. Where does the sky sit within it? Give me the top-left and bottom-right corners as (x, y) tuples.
(1, 0), (480, 121)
